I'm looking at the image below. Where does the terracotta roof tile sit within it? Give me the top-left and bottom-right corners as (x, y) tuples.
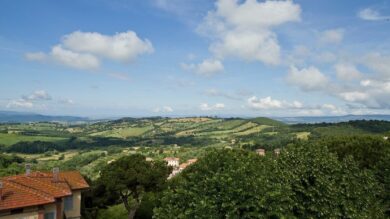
(0, 171), (89, 211)
(60, 171), (89, 190)
(0, 180), (54, 211)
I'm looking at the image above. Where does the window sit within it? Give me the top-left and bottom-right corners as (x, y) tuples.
(64, 195), (74, 211)
(10, 208), (23, 214)
(44, 212), (55, 219)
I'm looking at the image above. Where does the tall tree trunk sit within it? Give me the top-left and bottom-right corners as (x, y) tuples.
(121, 193), (141, 219)
(128, 209), (137, 219)
(127, 202), (140, 219)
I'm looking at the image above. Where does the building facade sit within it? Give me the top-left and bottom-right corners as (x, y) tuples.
(0, 170), (89, 219)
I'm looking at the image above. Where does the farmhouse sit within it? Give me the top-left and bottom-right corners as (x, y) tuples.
(164, 158), (198, 179)
(255, 149), (265, 156)
(164, 157), (179, 168)
(0, 169), (89, 219)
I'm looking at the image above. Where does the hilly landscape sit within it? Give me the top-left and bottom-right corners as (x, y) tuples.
(1, 116), (389, 178)
(1, 116), (389, 218)
(2, 0), (390, 218)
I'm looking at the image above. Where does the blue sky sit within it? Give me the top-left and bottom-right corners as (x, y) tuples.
(1, 0), (390, 117)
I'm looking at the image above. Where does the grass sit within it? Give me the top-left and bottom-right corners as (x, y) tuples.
(0, 133), (67, 146)
(234, 125), (270, 136)
(296, 132), (310, 140)
(90, 126), (153, 138)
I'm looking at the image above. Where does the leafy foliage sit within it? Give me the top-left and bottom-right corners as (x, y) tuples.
(0, 154), (24, 176)
(98, 154), (171, 219)
(155, 146), (384, 218)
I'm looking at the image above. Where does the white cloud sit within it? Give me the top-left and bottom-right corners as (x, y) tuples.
(51, 45), (100, 70)
(6, 90), (61, 109)
(334, 63), (362, 80)
(108, 72), (131, 82)
(199, 103), (225, 111)
(315, 51), (337, 63)
(247, 96), (282, 109)
(321, 104), (346, 115)
(292, 101), (304, 109)
(6, 90), (52, 109)
(204, 88), (243, 100)
(6, 99), (34, 109)
(363, 53), (390, 78)
(285, 103), (346, 116)
(319, 28), (344, 44)
(24, 52), (47, 61)
(153, 106), (173, 113)
(62, 31), (154, 62)
(358, 8), (390, 21)
(247, 96), (303, 110)
(351, 79), (390, 108)
(181, 59), (224, 76)
(26, 30), (153, 70)
(339, 91), (369, 102)
(286, 66), (329, 91)
(24, 90), (51, 101)
(59, 98), (74, 105)
(198, 0), (301, 65)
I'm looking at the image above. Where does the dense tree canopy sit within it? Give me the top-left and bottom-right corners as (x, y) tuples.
(154, 145), (384, 218)
(313, 136), (390, 215)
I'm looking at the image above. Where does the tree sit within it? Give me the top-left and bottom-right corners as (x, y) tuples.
(276, 142), (384, 218)
(154, 149), (293, 218)
(154, 145), (384, 218)
(315, 135), (390, 169)
(99, 154), (171, 219)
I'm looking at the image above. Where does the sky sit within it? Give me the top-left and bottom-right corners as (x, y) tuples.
(1, 0), (390, 118)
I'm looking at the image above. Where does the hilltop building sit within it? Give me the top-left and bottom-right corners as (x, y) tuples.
(0, 169), (89, 219)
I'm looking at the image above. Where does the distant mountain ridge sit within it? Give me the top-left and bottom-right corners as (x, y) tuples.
(0, 111), (88, 123)
(2, 111), (390, 124)
(275, 114), (390, 124)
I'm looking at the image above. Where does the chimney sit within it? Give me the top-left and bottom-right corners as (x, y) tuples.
(53, 167), (59, 182)
(0, 181), (3, 201)
(25, 163), (31, 176)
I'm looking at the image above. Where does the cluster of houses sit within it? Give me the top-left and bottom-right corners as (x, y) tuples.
(0, 166), (89, 219)
(164, 157), (198, 179)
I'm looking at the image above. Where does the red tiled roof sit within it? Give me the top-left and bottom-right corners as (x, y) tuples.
(0, 180), (54, 211)
(0, 171), (89, 211)
(60, 171), (90, 190)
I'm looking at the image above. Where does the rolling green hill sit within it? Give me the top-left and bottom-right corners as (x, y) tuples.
(249, 117), (286, 126)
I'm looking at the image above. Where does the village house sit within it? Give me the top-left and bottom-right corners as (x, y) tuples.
(274, 148), (281, 156)
(255, 149), (265, 156)
(0, 168), (89, 219)
(163, 157), (179, 168)
(165, 157), (198, 179)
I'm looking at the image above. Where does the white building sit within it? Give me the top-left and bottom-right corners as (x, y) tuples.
(164, 157), (180, 168)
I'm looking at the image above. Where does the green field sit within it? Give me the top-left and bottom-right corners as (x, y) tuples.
(90, 126), (154, 138)
(0, 133), (67, 146)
